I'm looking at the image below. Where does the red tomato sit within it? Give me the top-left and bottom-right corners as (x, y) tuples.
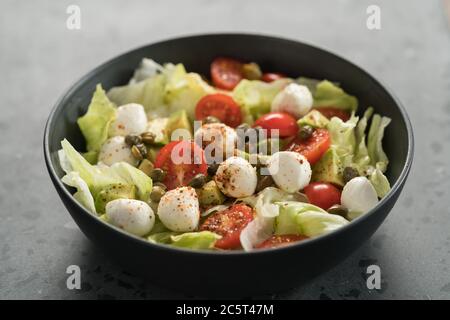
(257, 234), (308, 249)
(200, 204), (254, 250)
(154, 140), (208, 190)
(304, 182), (341, 210)
(211, 57), (244, 90)
(261, 72), (285, 83)
(315, 107), (350, 122)
(285, 128), (331, 165)
(195, 93), (242, 128)
(254, 112), (299, 138)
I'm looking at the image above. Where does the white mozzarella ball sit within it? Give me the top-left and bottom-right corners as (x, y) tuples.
(98, 136), (137, 166)
(341, 177), (379, 214)
(157, 187), (200, 232)
(214, 156), (257, 198)
(267, 151), (311, 193)
(109, 103), (148, 136)
(271, 83), (313, 118)
(194, 123), (237, 163)
(105, 199), (155, 236)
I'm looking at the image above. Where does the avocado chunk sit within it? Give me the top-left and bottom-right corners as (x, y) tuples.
(196, 180), (225, 206)
(166, 109), (193, 141)
(311, 147), (344, 186)
(94, 183), (136, 214)
(147, 117), (170, 144)
(297, 110), (330, 128)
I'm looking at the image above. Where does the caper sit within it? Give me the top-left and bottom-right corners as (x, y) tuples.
(150, 186), (166, 202)
(131, 145), (144, 160)
(343, 166), (359, 183)
(203, 116), (221, 125)
(189, 173), (207, 188)
(299, 125), (314, 140)
(242, 62), (262, 80)
(150, 168), (166, 182)
(137, 159), (154, 176)
(327, 204), (349, 217)
(207, 163), (219, 177)
(256, 175), (274, 192)
(125, 134), (142, 146)
(153, 182), (167, 190)
(141, 132), (156, 144)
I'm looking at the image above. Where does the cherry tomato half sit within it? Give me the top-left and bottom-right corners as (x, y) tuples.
(257, 234), (308, 249)
(261, 72), (286, 83)
(285, 128), (331, 165)
(154, 140), (208, 190)
(315, 107), (351, 122)
(200, 204), (254, 250)
(211, 57), (244, 90)
(303, 182), (341, 210)
(195, 93), (242, 128)
(254, 112), (299, 138)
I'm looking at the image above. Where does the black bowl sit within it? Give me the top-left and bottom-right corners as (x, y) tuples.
(44, 34), (413, 296)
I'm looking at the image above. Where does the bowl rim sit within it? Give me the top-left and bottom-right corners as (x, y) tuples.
(44, 32), (414, 256)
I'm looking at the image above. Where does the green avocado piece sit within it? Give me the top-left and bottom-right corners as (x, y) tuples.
(311, 148), (344, 186)
(165, 109), (193, 141)
(297, 110), (330, 128)
(94, 183), (136, 214)
(147, 117), (170, 144)
(196, 180), (225, 206)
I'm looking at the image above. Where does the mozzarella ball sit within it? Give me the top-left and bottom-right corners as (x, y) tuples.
(98, 136), (137, 166)
(341, 177), (378, 213)
(271, 83), (313, 118)
(105, 199), (155, 236)
(157, 187), (200, 232)
(214, 156), (257, 198)
(109, 103), (148, 136)
(194, 123), (237, 163)
(267, 151), (311, 193)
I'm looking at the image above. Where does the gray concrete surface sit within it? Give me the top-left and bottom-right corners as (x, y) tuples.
(0, 0), (449, 299)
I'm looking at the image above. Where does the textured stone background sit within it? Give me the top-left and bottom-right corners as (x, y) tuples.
(1, 0), (449, 299)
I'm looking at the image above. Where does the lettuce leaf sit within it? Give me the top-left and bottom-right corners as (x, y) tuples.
(313, 80), (358, 112)
(107, 73), (167, 116)
(59, 139), (153, 210)
(61, 171), (97, 213)
(367, 114), (391, 173)
(233, 78), (291, 123)
(275, 201), (349, 237)
(148, 231), (221, 249)
(326, 114), (358, 167)
(354, 107), (374, 169)
(77, 84), (116, 163)
(369, 168), (391, 198)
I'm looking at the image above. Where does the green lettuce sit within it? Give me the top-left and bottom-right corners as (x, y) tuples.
(59, 139), (153, 213)
(354, 107), (374, 169)
(61, 171), (96, 213)
(369, 168), (391, 198)
(326, 114), (358, 167)
(275, 201), (349, 237)
(233, 78), (291, 123)
(367, 114), (391, 173)
(77, 84), (116, 163)
(148, 231), (221, 250)
(313, 80), (358, 112)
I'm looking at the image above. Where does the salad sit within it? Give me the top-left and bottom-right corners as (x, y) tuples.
(59, 57), (391, 251)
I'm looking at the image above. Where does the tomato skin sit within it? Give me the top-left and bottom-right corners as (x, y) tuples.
(257, 234), (308, 249)
(211, 57), (244, 90)
(303, 182), (341, 210)
(254, 112), (299, 138)
(195, 93), (242, 128)
(200, 204), (254, 250)
(285, 128), (331, 165)
(315, 107), (350, 122)
(261, 72), (285, 83)
(154, 140), (208, 190)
